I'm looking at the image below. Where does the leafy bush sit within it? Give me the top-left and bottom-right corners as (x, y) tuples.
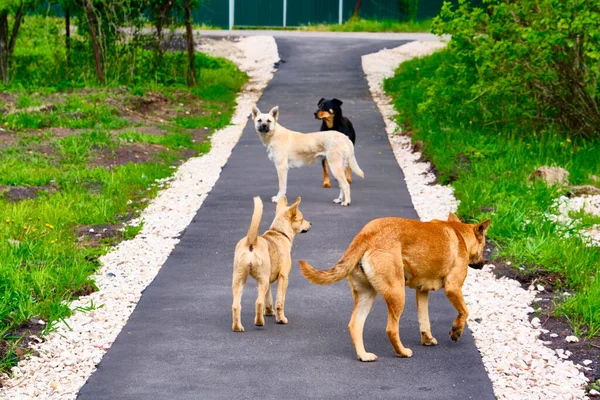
(432, 0), (600, 138)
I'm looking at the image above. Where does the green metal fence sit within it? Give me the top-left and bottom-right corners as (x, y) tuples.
(194, 0), (483, 28)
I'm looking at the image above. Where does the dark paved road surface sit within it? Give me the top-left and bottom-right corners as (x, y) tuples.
(79, 38), (495, 400)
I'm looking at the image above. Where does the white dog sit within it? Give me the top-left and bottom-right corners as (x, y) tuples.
(252, 106), (364, 206)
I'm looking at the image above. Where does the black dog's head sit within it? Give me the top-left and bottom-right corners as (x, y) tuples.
(314, 98), (343, 121)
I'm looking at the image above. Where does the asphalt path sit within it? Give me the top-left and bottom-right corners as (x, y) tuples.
(79, 37), (495, 400)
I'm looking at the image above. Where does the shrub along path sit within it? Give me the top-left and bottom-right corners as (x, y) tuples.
(79, 37), (495, 398)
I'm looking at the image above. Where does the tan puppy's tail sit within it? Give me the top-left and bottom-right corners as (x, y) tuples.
(246, 196), (263, 247)
(348, 153), (364, 179)
(299, 236), (367, 284)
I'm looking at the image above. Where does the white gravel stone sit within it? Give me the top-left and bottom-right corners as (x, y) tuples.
(566, 335), (580, 343)
(362, 40), (589, 400)
(583, 360), (593, 366)
(0, 36), (279, 400)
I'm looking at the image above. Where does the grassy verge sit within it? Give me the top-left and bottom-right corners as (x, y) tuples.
(234, 18), (432, 33)
(0, 17), (247, 371)
(384, 50), (600, 337)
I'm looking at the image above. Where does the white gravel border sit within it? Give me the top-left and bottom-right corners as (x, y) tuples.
(0, 36), (279, 399)
(362, 41), (589, 400)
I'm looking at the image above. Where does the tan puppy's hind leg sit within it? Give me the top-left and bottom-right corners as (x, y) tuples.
(275, 274), (289, 324)
(348, 275), (378, 362)
(265, 285), (275, 316)
(345, 166), (352, 184)
(232, 273), (246, 332)
(416, 290), (437, 345)
(322, 160), (331, 188)
(255, 279), (269, 326)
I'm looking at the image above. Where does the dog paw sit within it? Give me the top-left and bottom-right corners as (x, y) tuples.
(265, 308), (275, 316)
(358, 352), (378, 362)
(341, 201), (350, 207)
(322, 182), (331, 188)
(254, 317), (265, 326)
(276, 316), (288, 324)
(396, 348), (413, 358)
(232, 324), (245, 332)
(271, 195), (281, 203)
(333, 198), (342, 204)
(449, 325), (463, 342)
(421, 337), (438, 346)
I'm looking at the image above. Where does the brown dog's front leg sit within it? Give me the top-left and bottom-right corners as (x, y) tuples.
(322, 159), (331, 188)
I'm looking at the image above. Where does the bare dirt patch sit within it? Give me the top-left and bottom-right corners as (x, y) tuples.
(489, 242), (600, 385)
(89, 143), (167, 168)
(0, 185), (56, 202)
(76, 224), (123, 248)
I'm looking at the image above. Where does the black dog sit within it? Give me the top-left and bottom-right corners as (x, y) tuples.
(314, 98), (356, 187)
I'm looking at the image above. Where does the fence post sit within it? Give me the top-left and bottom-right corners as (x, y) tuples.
(338, 0), (343, 24)
(229, 0), (234, 30)
(283, 0), (287, 27)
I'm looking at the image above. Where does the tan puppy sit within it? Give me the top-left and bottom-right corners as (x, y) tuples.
(252, 106), (364, 206)
(232, 196), (311, 332)
(299, 213), (490, 362)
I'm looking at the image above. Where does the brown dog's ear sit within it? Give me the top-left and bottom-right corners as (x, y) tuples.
(252, 106), (261, 119)
(269, 106), (279, 120)
(448, 212), (461, 222)
(474, 219), (491, 237)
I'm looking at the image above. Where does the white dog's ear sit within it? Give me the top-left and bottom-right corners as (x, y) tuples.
(252, 106), (261, 119)
(269, 106), (279, 120)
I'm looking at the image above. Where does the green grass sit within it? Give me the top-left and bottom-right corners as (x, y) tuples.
(0, 15), (248, 371)
(299, 18), (433, 33)
(384, 50), (600, 337)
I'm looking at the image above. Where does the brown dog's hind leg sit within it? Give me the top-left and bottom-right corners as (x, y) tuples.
(322, 159), (331, 188)
(382, 286), (413, 358)
(275, 274), (289, 324)
(416, 290), (437, 345)
(445, 284), (469, 342)
(232, 274), (247, 332)
(254, 279), (269, 326)
(265, 285), (275, 316)
(348, 274), (378, 362)
(345, 166), (352, 184)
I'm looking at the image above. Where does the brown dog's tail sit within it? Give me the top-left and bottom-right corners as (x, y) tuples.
(246, 197), (263, 247)
(348, 153), (364, 179)
(299, 236), (367, 284)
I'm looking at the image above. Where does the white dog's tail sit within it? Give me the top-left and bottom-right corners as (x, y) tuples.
(247, 197), (263, 247)
(348, 153), (364, 179)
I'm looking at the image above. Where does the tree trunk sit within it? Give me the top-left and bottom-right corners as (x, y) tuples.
(0, 11), (8, 83)
(84, 0), (104, 83)
(184, 0), (196, 87)
(8, 5), (23, 55)
(65, 8), (70, 71)
(353, 0), (362, 18)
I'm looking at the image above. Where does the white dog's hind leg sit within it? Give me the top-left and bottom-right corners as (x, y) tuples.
(334, 187), (344, 204)
(332, 165), (351, 206)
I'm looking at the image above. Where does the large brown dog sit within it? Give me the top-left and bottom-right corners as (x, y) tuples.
(299, 213), (490, 361)
(232, 196), (311, 332)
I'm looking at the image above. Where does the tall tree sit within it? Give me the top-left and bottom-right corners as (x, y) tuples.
(0, 0), (31, 83)
(183, 0), (195, 86)
(83, 0), (104, 83)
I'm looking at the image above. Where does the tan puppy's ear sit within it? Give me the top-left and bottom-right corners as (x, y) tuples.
(288, 197), (301, 216)
(276, 195), (288, 212)
(474, 219), (491, 237)
(251, 106), (261, 119)
(269, 106), (279, 120)
(448, 212), (461, 222)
